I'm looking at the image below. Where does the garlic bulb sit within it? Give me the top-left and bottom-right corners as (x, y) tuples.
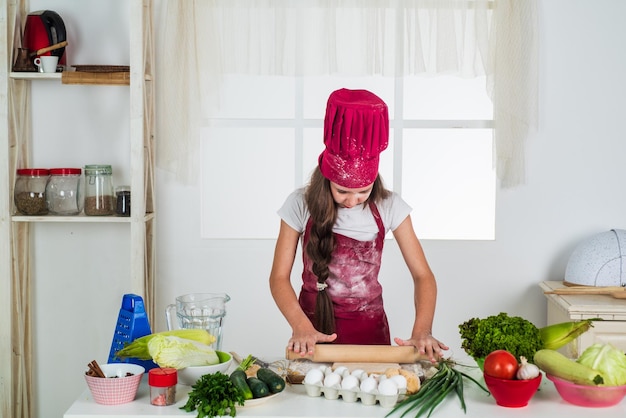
(516, 356), (540, 380)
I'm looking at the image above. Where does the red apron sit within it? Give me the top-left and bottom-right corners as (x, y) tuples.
(298, 202), (390, 345)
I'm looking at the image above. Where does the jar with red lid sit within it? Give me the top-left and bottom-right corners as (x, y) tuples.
(148, 368), (177, 406)
(45, 168), (84, 215)
(14, 168), (50, 215)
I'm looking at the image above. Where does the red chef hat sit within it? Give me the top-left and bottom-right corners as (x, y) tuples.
(318, 89), (389, 188)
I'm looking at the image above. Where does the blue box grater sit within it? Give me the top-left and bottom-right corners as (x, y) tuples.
(108, 293), (157, 371)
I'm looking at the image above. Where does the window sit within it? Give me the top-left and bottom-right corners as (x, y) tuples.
(201, 74), (494, 240)
(157, 0), (538, 240)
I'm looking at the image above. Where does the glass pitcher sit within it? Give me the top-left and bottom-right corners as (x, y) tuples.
(165, 293), (230, 350)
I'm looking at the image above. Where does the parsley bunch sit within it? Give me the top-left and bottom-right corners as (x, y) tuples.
(180, 372), (245, 418)
(459, 312), (543, 364)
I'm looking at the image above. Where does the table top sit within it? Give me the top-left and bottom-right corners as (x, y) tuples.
(65, 370), (626, 418)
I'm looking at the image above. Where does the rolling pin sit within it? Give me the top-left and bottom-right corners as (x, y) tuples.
(285, 344), (430, 363)
(544, 286), (626, 299)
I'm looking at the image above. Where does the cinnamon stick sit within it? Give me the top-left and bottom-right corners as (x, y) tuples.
(87, 360), (106, 378)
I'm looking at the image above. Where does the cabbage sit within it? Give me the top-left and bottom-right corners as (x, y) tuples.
(147, 335), (220, 369)
(577, 343), (626, 386)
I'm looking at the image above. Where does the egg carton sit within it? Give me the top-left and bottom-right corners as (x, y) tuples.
(303, 383), (406, 408)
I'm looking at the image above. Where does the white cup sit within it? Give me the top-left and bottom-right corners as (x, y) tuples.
(34, 56), (59, 73)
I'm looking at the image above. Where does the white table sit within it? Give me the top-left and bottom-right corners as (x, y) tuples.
(64, 372), (626, 418)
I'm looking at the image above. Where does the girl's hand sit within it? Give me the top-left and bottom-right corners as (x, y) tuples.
(394, 333), (449, 363)
(287, 329), (337, 356)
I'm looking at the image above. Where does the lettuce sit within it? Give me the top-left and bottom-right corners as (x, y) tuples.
(577, 343), (626, 386)
(147, 335), (220, 369)
(458, 313), (543, 367)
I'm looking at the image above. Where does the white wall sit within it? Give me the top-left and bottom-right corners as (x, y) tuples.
(23, 1), (626, 417)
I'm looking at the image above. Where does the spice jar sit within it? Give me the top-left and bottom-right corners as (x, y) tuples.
(115, 186), (131, 216)
(46, 168), (84, 215)
(14, 168), (50, 215)
(84, 164), (115, 216)
(149, 368), (177, 406)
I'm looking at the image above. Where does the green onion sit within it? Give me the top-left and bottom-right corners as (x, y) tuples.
(386, 360), (489, 418)
(237, 354), (256, 371)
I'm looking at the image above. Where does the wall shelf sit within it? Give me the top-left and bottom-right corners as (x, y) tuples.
(11, 213), (155, 223)
(10, 71), (151, 83)
(10, 71), (62, 79)
(0, 1), (156, 417)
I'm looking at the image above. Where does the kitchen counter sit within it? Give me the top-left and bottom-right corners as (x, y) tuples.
(65, 370), (626, 418)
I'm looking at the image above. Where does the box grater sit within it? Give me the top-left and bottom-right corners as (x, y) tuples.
(108, 294), (157, 371)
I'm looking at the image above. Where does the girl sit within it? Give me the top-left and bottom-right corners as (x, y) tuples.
(269, 88), (448, 362)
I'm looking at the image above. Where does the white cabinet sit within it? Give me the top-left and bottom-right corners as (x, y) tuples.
(540, 281), (626, 358)
(0, 1), (155, 417)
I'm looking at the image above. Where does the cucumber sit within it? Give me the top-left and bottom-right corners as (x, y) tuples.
(247, 377), (270, 398)
(230, 369), (253, 400)
(256, 367), (285, 393)
(533, 349), (604, 386)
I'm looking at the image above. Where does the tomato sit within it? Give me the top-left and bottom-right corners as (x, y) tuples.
(483, 350), (518, 379)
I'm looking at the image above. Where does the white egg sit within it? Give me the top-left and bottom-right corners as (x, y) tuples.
(390, 374), (408, 390)
(319, 365), (332, 376)
(378, 379), (399, 396)
(360, 376), (378, 393)
(351, 369), (367, 381)
(304, 368), (324, 385)
(333, 366), (348, 377)
(341, 374), (360, 390)
(323, 372), (342, 388)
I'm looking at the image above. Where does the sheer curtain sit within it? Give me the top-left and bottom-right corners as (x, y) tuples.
(155, 0), (537, 187)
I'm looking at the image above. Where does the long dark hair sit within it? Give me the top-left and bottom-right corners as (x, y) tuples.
(304, 167), (390, 335)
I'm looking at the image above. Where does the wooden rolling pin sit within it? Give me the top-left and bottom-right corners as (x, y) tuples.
(544, 285), (626, 299)
(285, 344), (430, 363)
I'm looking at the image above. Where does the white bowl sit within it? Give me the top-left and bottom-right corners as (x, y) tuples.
(84, 363), (145, 405)
(178, 351), (233, 385)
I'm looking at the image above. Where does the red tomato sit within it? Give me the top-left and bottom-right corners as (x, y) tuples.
(483, 350), (518, 379)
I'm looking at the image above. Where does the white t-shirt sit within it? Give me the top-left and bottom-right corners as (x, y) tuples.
(277, 188), (412, 242)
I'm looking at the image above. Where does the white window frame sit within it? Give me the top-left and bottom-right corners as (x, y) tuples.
(201, 75), (495, 241)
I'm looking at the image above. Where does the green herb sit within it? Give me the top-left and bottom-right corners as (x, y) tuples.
(386, 360), (489, 418)
(458, 312), (543, 366)
(180, 372), (245, 418)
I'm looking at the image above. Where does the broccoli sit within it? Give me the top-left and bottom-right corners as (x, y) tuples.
(458, 312), (543, 364)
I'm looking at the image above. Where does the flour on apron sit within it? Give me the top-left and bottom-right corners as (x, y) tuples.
(299, 202), (391, 344)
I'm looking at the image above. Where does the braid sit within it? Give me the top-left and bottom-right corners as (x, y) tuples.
(305, 169), (337, 334)
(304, 168), (390, 335)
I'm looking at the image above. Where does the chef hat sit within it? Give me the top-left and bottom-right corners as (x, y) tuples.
(318, 88), (389, 188)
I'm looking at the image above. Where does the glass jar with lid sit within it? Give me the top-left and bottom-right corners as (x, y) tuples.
(115, 185), (131, 216)
(149, 368), (177, 406)
(84, 164), (115, 216)
(14, 168), (50, 215)
(46, 168), (84, 215)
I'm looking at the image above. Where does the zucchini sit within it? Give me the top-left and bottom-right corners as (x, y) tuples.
(533, 349), (604, 386)
(256, 367), (285, 393)
(247, 377), (270, 398)
(230, 369), (253, 400)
